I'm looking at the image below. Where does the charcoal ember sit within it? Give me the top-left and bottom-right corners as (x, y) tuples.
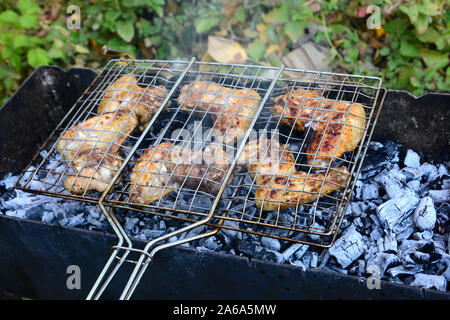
(230, 238), (281, 262)
(388, 265), (424, 278)
(428, 189), (450, 204)
(65, 213), (85, 227)
(404, 149), (421, 168)
(24, 204), (45, 220)
(261, 236), (281, 252)
(310, 251), (318, 268)
(143, 229), (165, 239)
(366, 252), (400, 276)
(376, 195), (419, 234)
(436, 202), (449, 234)
(413, 197), (437, 231)
(417, 242), (442, 264)
(202, 236), (220, 251)
(86, 215), (104, 229)
(329, 225), (365, 268)
(443, 265), (450, 282)
(407, 180), (421, 192)
(375, 171), (415, 199)
(360, 183), (379, 200)
(124, 217), (139, 233)
(420, 163), (440, 182)
(222, 220), (239, 237)
(410, 274), (447, 291)
(412, 231), (434, 241)
(396, 225), (415, 243)
(289, 259), (307, 271)
(282, 243), (309, 262)
(384, 230), (398, 253)
(41, 211), (55, 224)
(358, 142), (396, 179)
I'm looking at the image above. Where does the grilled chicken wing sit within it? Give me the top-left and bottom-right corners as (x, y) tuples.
(56, 111), (138, 194)
(129, 142), (230, 205)
(129, 143), (178, 205)
(178, 81), (261, 144)
(98, 74), (169, 131)
(241, 139), (350, 211)
(271, 88), (366, 169)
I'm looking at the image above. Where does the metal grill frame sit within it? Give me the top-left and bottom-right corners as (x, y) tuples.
(13, 58), (385, 300)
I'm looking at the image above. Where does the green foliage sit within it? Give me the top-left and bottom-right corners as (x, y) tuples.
(191, 0), (448, 96)
(0, 0), (165, 105)
(0, 0), (448, 107)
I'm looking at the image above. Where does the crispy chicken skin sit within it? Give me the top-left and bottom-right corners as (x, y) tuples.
(98, 74), (169, 131)
(129, 142), (230, 205)
(241, 139), (350, 211)
(56, 111), (138, 194)
(178, 81), (261, 144)
(129, 143), (177, 205)
(271, 88), (366, 169)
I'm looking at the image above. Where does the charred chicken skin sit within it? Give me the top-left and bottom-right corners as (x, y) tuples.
(129, 142), (230, 205)
(240, 139), (350, 211)
(271, 88), (366, 169)
(177, 81), (261, 144)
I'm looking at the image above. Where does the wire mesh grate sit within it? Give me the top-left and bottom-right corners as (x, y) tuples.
(15, 59), (385, 248)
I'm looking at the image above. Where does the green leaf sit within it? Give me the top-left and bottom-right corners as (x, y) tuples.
(380, 47), (390, 56)
(0, 10), (19, 27)
(246, 39), (266, 61)
(18, 0), (41, 14)
(414, 27), (444, 50)
(194, 16), (221, 33)
(285, 21), (307, 42)
(268, 54), (282, 67)
(235, 8), (246, 23)
(420, 49), (449, 69)
(18, 14), (38, 29)
(384, 17), (408, 34)
(10, 52), (22, 71)
(399, 40), (420, 58)
(48, 47), (65, 59)
(13, 34), (30, 48)
(417, 0), (439, 16)
(75, 44), (90, 54)
(400, 5), (419, 23)
(413, 13), (429, 34)
(116, 20), (135, 42)
(27, 48), (50, 68)
(263, 3), (290, 24)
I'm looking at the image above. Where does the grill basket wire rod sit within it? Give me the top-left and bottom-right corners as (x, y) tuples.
(13, 59), (123, 192)
(327, 87), (387, 244)
(96, 67), (383, 248)
(288, 75), (365, 235)
(118, 65), (285, 300)
(87, 57), (196, 300)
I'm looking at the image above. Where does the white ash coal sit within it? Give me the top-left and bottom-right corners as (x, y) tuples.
(1, 140), (449, 292)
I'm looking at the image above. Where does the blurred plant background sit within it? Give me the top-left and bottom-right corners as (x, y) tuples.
(0, 0), (449, 106)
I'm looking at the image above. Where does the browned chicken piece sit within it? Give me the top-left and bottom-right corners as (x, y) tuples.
(129, 143), (178, 205)
(129, 142), (231, 205)
(271, 88), (367, 169)
(56, 111), (138, 194)
(241, 139), (350, 211)
(98, 74), (169, 131)
(178, 81), (261, 145)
